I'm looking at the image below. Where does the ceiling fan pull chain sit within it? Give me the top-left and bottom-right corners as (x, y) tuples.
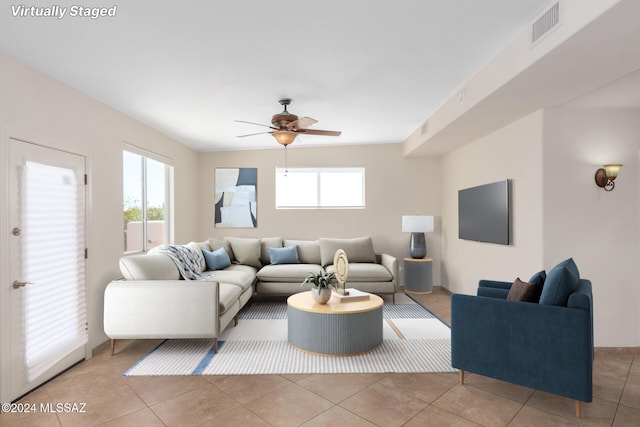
(284, 145), (288, 176)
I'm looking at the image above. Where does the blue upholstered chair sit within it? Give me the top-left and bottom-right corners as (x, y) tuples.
(451, 258), (593, 417)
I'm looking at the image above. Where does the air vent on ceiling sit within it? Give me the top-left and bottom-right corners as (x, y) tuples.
(532, 2), (560, 44)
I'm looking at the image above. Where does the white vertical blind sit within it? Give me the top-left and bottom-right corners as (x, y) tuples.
(21, 161), (87, 381)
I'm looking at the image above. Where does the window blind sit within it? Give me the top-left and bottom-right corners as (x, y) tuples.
(21, 161), (87, 381)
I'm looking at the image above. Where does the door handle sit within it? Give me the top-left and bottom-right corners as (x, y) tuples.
(12, 280), (34, 289)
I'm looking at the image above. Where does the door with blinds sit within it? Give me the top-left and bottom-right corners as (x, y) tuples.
(8, 138), (87, 401)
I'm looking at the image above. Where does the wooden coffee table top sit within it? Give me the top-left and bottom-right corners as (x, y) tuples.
(287, 291), (383, 314)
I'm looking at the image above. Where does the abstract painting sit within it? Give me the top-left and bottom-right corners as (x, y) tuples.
(214, 168), (257, 228)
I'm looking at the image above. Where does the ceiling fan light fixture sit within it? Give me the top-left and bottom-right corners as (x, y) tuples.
(272, 131), (297, 146)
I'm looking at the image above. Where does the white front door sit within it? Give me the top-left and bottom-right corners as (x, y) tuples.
(6, 138), (88, 401)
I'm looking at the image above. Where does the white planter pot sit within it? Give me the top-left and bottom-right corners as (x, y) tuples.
(311, 287), (332, 304)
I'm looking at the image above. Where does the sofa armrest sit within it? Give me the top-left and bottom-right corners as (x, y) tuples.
(379, 254), (398, 284)
(451, 293), (593, 402)
(104, 280), (220, 339)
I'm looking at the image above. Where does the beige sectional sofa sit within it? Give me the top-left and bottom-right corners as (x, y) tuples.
(103, 236), (397, 354)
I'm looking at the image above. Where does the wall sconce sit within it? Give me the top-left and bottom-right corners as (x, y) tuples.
(402, 215), (434, 259)
(595, 164), (622, 191)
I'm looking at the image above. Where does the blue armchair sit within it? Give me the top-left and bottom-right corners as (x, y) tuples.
(451, 259), (593, 417)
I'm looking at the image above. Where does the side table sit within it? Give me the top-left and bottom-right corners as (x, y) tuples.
(403, 257), (433, 294)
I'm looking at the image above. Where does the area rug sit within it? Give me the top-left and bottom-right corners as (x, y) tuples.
(124, 293), (455, 376)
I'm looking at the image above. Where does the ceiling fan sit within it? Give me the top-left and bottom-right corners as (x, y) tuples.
(236, 98), (342, 146)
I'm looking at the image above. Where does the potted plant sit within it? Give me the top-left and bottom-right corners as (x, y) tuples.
(302, 271), (338, 304)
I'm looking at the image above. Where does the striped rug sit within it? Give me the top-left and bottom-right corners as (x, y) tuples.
(124, 293), (455, 376)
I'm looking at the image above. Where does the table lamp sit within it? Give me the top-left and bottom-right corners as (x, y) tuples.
(402, 215), (434, 259)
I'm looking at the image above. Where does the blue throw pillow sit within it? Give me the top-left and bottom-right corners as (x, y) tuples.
(539, 258), (579, 306)
(202, 247), (231, 271)
(268, 245), (300, 265)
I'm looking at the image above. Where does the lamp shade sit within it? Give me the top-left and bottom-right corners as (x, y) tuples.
(402, 215), (434, 233)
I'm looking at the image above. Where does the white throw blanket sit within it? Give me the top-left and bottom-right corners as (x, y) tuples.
(152, 244), (213, 280)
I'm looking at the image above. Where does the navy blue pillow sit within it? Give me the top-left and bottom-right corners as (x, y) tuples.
(539, 258), (579, 306)
(202, 247), (231, 271)
(268, 245), (300, 265)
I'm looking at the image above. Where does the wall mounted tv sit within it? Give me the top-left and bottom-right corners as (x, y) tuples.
(458, 179), (510, 245)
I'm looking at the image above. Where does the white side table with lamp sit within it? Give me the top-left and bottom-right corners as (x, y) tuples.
(402, 215), (434, 294)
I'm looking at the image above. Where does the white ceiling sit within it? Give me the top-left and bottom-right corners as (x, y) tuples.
(0, 0), (554, 151)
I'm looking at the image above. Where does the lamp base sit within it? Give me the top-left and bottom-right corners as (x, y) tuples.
(409, 232), (427, 259)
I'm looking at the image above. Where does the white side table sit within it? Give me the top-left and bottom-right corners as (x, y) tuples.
(403, 258), (433, 294)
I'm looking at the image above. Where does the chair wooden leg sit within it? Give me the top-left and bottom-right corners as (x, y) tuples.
(459, 370), (464, 384)
(110, 339), (115, 356)
(234, 314), (239, 327)
(213, 338), (218, 353)
(576, 400), (581, 418)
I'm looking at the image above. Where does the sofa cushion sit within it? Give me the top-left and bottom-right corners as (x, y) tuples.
(284, 240), (321, 264)
(209, 269), (255, 292)
(507, 278), (541, 303)
(202, 247), (232, 271)
(260, 237), (283, 265)
(268, 246), (300, 265)
(326, 263), (392, 282)
(119, 253), (180, 280)
(208, 238), (235, 263)
(319, 237), (377, 267)
(225, 237), (262, 268)
(539, 258), (580, 306)
(219, 283), (242, 314)
(257, 264), (324, 282)
(529, 270), (546, 287)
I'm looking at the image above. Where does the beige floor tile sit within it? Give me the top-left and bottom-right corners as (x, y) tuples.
(340, 381), (429, 426)
(244, 382), (333, 427)
(613, 403), (640, 426)
(404, 405), (482, 426)
(527, 391), (617, 426)
(1, 387), (61, 427)
(213, 374), (292, 404)
(377, 372), (457, 403)
(301, 406), (376, 426)
(433, 383), (523, 426)
(296, 374), (375, 404)
(508, 405), (582, 426)
(197, 406), (271, 426)
(620, 380), (640, 410)
(150, 383), (241, 427)
(461, 373), (534, 403)
(593, 355), (633, 382)
(124, 374), (211, 406)
(98, 407), (166, 427)
(592, 373), (626, 403)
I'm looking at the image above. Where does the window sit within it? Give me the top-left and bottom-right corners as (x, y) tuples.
(275, 167), (365, 209)
(123, 149), (173, 253)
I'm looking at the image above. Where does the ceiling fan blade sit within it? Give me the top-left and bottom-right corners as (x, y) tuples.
(286, 116), (318, 130)
(235, 120), (278, 130)
(297, 129), (342, 137)
(236, 131), (273, 138)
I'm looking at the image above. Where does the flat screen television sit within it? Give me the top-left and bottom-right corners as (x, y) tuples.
(458, 179), (510, 245)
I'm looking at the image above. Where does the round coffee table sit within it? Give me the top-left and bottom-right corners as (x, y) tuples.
(287, 291), (383, 355)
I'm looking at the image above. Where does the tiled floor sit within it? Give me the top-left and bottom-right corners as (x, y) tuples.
(3, 287), (639, 426)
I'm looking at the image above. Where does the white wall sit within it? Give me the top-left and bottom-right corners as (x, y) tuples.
(0, 51), (201, 352)
(543, 107), (640, 347)
(440, 111), (544, 295)
(198, 143), (442, 284)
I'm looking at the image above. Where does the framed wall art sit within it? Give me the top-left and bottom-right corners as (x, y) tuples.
(214, 168), (257, 228)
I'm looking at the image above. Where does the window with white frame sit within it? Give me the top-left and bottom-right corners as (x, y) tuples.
(123, 149), (173, 253)
(275, 167), (365, 209)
